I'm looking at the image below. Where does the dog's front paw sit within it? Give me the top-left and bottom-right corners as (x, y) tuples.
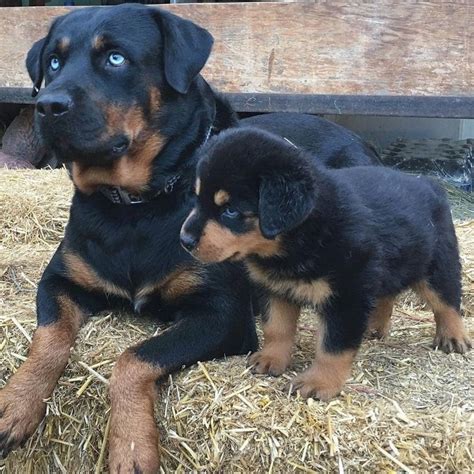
(249, 350), (290, 377)
(109, 430), (160, 474)
(433, 332), (472, 354)
(289, 369), (343, 401)
(109, 403), (160, 474)
(0, 384), (46, 457)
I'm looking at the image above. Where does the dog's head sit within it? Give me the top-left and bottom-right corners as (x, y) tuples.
(180, 128), (317, 263)
(26, 4), (213, 194)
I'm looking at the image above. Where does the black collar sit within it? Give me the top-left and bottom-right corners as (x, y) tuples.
(99, 124), (216, 205)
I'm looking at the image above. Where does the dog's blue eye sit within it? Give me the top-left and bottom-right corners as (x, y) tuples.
(108, 52), (126, 67)
(222, 207), (240, 219)
(50, 56), (61, 71)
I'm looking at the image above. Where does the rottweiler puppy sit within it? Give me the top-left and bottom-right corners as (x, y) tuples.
(0, 4), (379, 471)
(181, 128), (472, 401)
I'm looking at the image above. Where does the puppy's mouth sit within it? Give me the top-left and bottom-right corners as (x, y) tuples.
(192, 248), (241, 264)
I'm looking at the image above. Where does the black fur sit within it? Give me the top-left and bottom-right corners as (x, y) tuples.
(182, 127), (470, 367)
(1, 4), (386, 460)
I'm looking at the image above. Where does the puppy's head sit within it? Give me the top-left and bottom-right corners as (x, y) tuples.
(26, 4), (213, 193)
(180, 128), (316, 263)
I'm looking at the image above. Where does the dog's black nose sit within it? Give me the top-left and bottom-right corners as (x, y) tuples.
(180, 232), (198, 252)
(36, 93), (72, 118)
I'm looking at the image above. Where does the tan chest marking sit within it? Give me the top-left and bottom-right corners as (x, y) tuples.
(135, 266), (204, 302)
(63, 250), (203, 305)
(63, 251), (131, 300)
(247, 261), (332, 306)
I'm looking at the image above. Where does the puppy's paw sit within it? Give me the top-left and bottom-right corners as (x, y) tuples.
(109, 432), (160, 474)
(288, 369), (343, 401)
(366, 323), (391, 340)
(0, 385), (46, 458)
(433, 332), (472, 354)
(249, 350), (290, 377)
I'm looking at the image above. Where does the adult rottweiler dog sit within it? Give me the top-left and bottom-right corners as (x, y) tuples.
(181, 128), (471, 400)
(0, 4), (379, 471)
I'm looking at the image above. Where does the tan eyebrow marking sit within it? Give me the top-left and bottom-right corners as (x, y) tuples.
(92, 35), (105, 50)
(214, 189), (230, 206)
(58, 37), (70, 53)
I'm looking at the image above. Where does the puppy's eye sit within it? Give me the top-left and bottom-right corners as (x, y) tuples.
(49, 55), (61, 71)
(222, 207), (241, 219)
(108, 52), (126, 67)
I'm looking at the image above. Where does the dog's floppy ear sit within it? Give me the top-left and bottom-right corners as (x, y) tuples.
(26, 37), (46, 97)
(258, 169), (316, 239)
(153, 9), (214, 94)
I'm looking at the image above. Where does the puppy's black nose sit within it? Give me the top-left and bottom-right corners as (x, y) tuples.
(180, 232), (198, 252)
(36, 93), (72, 118)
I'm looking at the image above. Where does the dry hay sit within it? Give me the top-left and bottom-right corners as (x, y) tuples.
(0, 169), (472, 473)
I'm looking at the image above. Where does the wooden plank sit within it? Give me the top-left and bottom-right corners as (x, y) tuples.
(0, 2), (472, 116)
(3, 87), (473, 119)
(227, 93), (474, 119)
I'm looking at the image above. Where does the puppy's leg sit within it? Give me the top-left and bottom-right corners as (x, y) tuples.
(0, 266), (101, 457)
(249, 296), (300, 377)
(414, 280), (471, 354)
(414, 205), (471, 353)
(367, 296), (395, 339)
(108, 302), (256, 474)
(290, 294), (370, 401)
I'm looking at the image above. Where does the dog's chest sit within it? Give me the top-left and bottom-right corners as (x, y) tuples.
(246, 261), (332, 306)
(66, 204), (194, 311)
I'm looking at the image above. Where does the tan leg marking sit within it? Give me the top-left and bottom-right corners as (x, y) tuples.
(108, 350), (164, 474)
(414, 281), (471, 353)
(249, 297), (300, 376)
(290, 319), (355, 401)
(367, 296), (395, 339)
(0, 295), (83, 454)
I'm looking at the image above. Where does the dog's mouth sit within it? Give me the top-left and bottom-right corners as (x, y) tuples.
(50, 134), (131, 165)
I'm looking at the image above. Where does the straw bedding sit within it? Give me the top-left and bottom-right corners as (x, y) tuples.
(0, 169), (472, 473)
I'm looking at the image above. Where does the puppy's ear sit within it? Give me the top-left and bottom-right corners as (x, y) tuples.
(26, 37), (46, 97)
(153, 9), (214, 94)
(258, 170), (315, 239)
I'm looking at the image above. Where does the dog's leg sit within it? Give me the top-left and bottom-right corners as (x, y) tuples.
(249, 296), (300, 376)
(290, 293), (370, 401)
(0, 267), (97, 457)
(108, 302), (256, 474)
(367, 296), (395, 339)
(414, 281), (471, 354)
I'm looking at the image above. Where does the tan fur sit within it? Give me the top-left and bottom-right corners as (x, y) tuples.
(247, 261), (332, 306)
(214, 189), (230, 207)
(367, 296), (395, 339)
(136, 266), (204, 302)
(149, 87), (161, 114)
(92, 35), (104, 50)
(71, 101), (164, 194)
(250, 297), (300, 376)
(413, 280), (471, 353)
(195, 220), (281, 262)
(58, 37), (70, 53)
(63, 251), (131, 300)
(0, 295), (83, 449)
(108, 350), (164, 473)
(195, 178), (201, 196)
(291, 318), (355, 400)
